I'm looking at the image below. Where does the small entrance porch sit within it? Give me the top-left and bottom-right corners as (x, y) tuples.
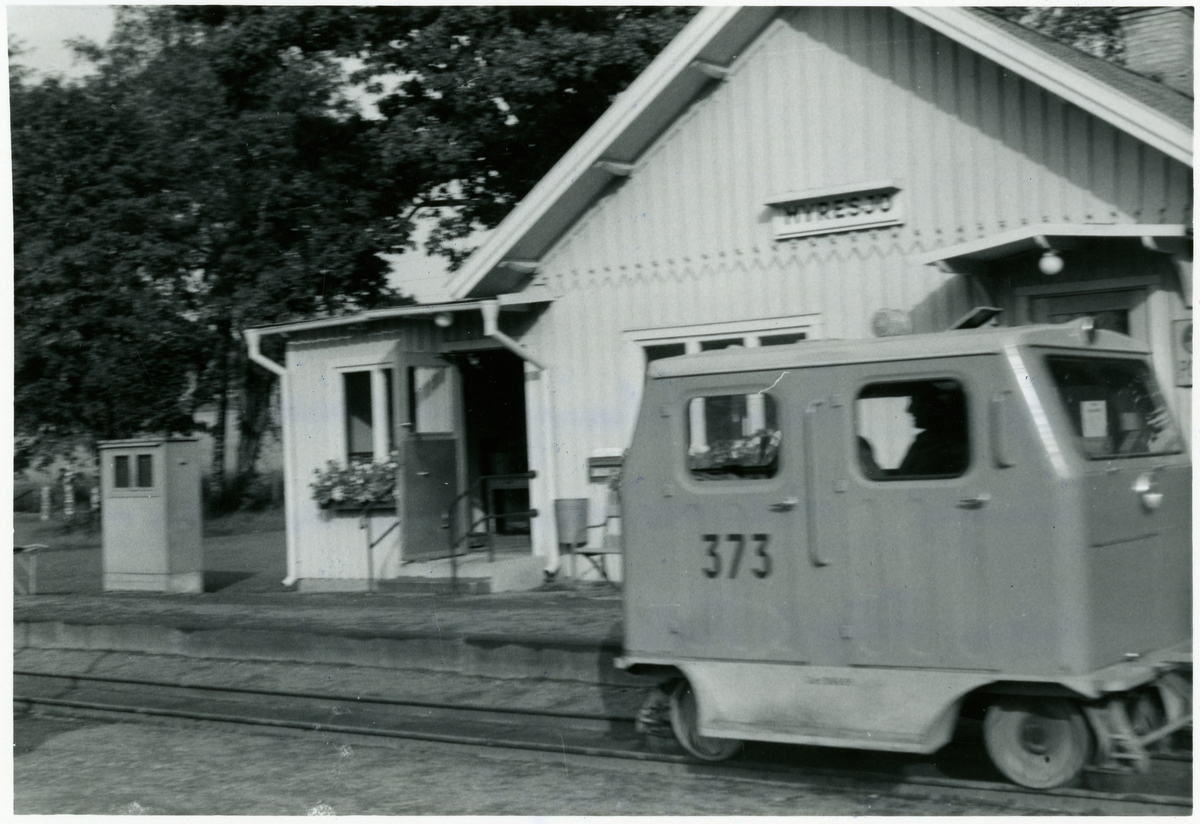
(246, 298), (553, 593)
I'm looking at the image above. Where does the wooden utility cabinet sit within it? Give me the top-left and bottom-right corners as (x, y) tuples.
(99, 437), (202, 593)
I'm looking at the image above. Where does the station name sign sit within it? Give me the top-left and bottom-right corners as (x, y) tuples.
(766, 182), (904, 241)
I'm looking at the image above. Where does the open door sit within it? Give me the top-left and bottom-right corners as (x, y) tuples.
(397, 351), (466, 563)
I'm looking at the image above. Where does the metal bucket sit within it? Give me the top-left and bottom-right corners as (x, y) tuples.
(554, 498), (589, 548)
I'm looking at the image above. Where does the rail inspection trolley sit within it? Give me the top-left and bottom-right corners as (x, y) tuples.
(615, 318), (1191, 789)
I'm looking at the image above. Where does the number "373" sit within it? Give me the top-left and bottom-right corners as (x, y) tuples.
(703, 533), (772, 579)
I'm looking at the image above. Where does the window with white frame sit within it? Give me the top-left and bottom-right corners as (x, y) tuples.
(634, 317), (817, 368)
(343, 368), (395, 463)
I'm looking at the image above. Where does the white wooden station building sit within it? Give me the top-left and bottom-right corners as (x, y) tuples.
(245, 6), (1193, 592)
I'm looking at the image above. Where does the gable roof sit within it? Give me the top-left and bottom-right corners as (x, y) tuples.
(449, 6), (1194, 300)
(906, 7), (1193, 152)
(968, 8), (1193, 129)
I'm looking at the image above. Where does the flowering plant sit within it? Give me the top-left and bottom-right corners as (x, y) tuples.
(311, 451), (399, 509)
(688, 429), (781, 477)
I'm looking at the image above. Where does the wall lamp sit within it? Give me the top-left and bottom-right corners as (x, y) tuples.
(1038, 249), (1064, 276)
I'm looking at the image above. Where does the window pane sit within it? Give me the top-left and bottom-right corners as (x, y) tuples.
(687, 393), (779, 480)
(1046, 309), (1130, 336)
(856, 380), (969, 479)
(136, 454), (153, 487)
(114, 456), (130, 488)
(411, 366), (454, 434)
(699, 338), (744, 351)
(344, 371), (374, 461)
(384, 368), (395, 451)
(645, 343), (686, 363)
(1044, 356), (1182, 459)
(760, 332), (807, 346)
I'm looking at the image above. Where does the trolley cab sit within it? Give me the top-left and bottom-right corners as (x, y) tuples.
(616, 319), (1191, 788)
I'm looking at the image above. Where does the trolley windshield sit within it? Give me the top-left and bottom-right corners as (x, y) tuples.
(1043, 355), (1183, 459)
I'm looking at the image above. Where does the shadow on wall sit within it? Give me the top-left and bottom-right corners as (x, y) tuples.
(907, 270), (974, 333)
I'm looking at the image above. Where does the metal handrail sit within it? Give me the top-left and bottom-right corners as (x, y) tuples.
(444, 470), (538, 595)
(444, 471), (536, 557)
(449, 509), (540, 594)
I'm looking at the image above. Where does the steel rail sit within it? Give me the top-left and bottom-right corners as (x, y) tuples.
(12, 669), (628, 723)
(14, 674), (1191, 813)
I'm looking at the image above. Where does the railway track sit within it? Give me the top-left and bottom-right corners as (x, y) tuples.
(15, 669), (1191, 815)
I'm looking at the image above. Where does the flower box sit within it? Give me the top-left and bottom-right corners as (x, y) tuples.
(326, 499), (397, 514)
(311, 452), (399, 511)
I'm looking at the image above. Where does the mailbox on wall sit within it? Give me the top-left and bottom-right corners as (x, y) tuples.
(99, 437), (202, 593)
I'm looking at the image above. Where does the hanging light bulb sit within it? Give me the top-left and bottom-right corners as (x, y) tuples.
(1038, 250), (1064, 276)
(433, 312), (455, 328)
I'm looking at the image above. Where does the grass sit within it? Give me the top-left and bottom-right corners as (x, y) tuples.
(14, 505), (288, 594)
(14, 505), (284, 549)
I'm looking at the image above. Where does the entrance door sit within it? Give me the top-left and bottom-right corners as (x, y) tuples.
(646, 370), (818, 664)
(839, 358), (1001, 670)
(397, 352), (465, 562)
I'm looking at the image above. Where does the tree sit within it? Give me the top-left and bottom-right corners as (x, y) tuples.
(166, 6), (694, 267)
(337, 6), (696, 267)
(12, 8), (411, 485)
(11, 60), (212, 462)
(989, 7), (1126, 62)
(11, 7), (693, 488)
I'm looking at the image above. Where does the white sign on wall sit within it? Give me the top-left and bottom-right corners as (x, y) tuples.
(766, 181), (904, 241)
(1173, 318), (1192, 387)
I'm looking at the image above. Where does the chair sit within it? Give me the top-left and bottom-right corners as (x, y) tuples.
(14, 544), (47, 595)
(556, 497), (623, 590)
(575, 511), (623, 589)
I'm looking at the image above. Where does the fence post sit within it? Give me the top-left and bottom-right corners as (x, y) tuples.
(40, 486), (51, 521)
(63, 473), (76, 519)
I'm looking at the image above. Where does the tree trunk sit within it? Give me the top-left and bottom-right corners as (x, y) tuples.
(236, 355), (275, 479)
(209, 322), (231, 496)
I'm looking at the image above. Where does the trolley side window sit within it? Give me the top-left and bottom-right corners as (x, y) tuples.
(855, 379), (969, 479)
(686, 393), (780, 480)
(1044, 356), (1182, 459)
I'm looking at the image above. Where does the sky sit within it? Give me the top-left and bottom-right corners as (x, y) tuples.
(7, 5), (115, 79)
(6, 4), (459, 303)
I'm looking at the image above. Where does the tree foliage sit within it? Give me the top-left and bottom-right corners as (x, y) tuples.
(13, 8), (405, 474)
(168, 6), (695, 266)
(990, 7), (1126, 61)
(340, 6), (696, 266)
(12, 6), (692, 477)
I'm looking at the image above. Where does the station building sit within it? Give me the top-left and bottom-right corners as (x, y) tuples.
(246, 6), (1193, 591)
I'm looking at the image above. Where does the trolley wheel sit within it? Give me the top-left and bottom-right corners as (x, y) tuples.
(669, 679), (742, 762)
(983, 698), (1092, 789)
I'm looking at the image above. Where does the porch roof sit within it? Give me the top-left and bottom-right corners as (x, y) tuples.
(243, 293), (551, 338)
(911, 223), (1192, 271)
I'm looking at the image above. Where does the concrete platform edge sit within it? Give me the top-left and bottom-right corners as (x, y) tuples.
(15, 621), (632, 685)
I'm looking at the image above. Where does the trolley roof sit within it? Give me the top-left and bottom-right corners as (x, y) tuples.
(647, 322), (1150, 379)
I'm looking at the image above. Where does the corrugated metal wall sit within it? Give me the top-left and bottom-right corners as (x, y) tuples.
(518, 7), (1191, 499)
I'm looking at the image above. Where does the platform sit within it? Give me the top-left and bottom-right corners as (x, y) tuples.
(13, 528), (628, 688)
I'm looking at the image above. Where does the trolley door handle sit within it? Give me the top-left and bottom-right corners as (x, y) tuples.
(956, 493), (991, 509)
(802, 402), (830, 567)
(769, 497), (800, 512)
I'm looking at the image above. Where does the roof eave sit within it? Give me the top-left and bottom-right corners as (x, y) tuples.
(447, 6), (766, 301)
(243, 293), (552, 338)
